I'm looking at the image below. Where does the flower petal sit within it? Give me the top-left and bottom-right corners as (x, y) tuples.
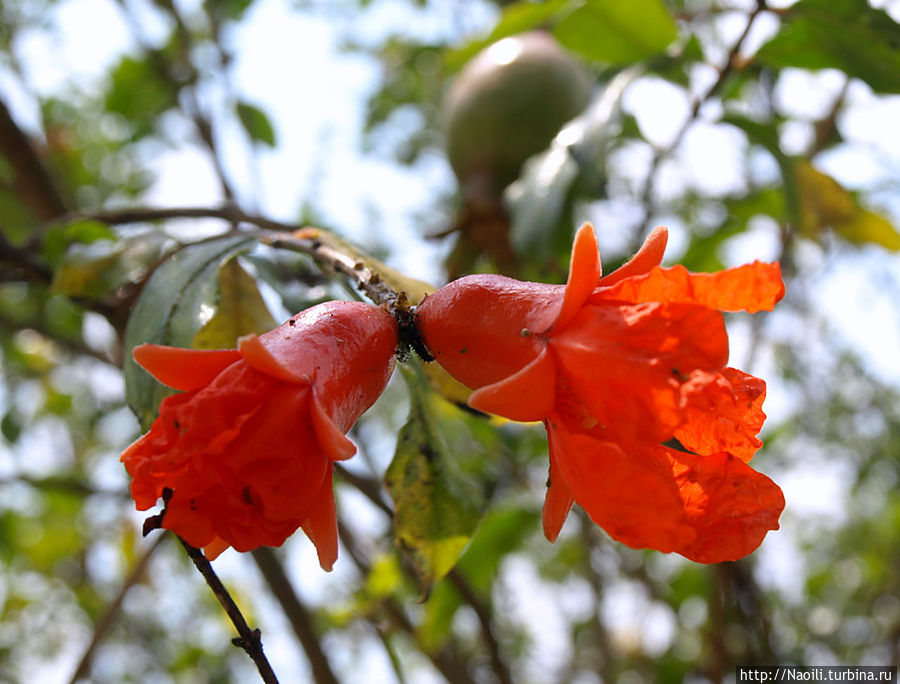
(310, 392), (357, 461)
(548, 418), (784, 562)
(132, 344), (241, 391)
(203, 536), (231, 561)
(542, 429), (575, 542)
(599, 225), (668, 287)
(597, 262), (785, 313)
(550, 301), (728, 442)
(468, 346), (556, 421)
(666, 447), (784, 563)
(301, 465), (339, 571)
(548, 418), (697, 553)
(553, 223), (601, 332)
(238, 333), (310, 383)
(674, 368), (767, 462)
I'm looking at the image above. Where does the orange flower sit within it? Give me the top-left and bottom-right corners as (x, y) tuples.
(121, 301), (397, 569)
(417, 223), (785, 562)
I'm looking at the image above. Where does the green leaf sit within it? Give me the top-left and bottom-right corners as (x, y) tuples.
(123, 235), (257, 429)
(191, 258), (278, 349)
(42, 220), (117, 267)
(105, 56), (178, 139)
(756, 0), (900, 94)
(553, 0), (677, 64)
(51, 228), (171, 299)
(793, 160), (899, 250)
(834, 208), (900, 251)
(236, 102), (277, 147)
(385, 365), (484, 596)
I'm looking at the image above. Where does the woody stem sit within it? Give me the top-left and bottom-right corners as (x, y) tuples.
(177, 536), (281, 684)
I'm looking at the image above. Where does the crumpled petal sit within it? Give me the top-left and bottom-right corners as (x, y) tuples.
(596, 262), (785, 313)
(547, 417), (696, 553)
(551, 300), (729, 442)
(666, 446), (784, 563)
(674, 368), (767, 462)
(547, 417), (784, 563)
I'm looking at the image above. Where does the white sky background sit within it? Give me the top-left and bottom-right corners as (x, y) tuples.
(3, 0), (900, 681)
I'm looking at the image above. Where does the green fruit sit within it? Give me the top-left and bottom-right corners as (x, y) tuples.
(443, 31), (593, 197)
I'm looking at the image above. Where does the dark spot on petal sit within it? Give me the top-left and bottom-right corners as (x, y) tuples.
(460, 347), (467, 354)
(288, 319), (296, 327)
(671, 368), (688, 382)
(241, 486), (255, 505)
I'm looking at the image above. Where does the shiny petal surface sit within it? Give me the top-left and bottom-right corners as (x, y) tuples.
(468, 346), (556, 422)
(596, 262), (785, 313)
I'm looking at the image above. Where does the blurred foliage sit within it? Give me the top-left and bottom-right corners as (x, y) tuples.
(1, 0), (900, 682)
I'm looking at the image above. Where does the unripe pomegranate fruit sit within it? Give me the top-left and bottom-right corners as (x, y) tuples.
(443, 31), (593, 198)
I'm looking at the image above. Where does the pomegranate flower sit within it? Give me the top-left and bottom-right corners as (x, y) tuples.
(417, 224), (785, 563)
(121, 300), (397, 569)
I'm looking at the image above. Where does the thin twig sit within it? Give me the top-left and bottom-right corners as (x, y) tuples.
(68, 535), (165, 684)
(630, 0), (768, 252)
(48, 205), (418, 310)
(250, 547), (339, 684)
(49, 204), (295, 234)
(177, 536), (280, 684)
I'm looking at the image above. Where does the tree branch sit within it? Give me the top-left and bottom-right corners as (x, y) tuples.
(0, 97), (69, 220)
(52, 204), (409, 309)
(177, 536), (280, 684)
(446, 568), (513, 684)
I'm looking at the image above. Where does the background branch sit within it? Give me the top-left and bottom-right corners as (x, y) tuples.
(250, 547), (339, 684)
(68, 536), (165, 684)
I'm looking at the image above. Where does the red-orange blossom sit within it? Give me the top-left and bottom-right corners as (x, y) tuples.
(417, 223), (786, 563)
(121, 300), (397, 569)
